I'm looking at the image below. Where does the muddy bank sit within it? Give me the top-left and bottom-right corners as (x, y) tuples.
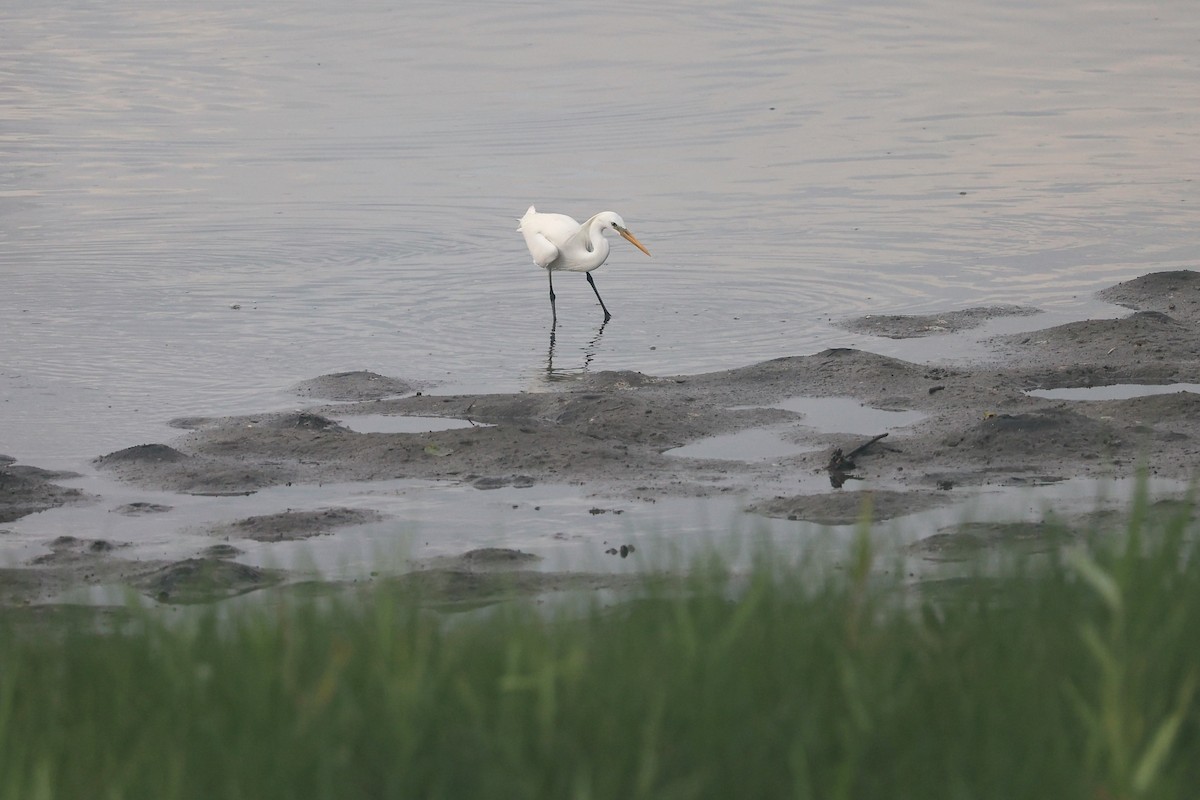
(908, 497), (1198, 564)
(4, 270), (1200, 609)
(94, 270), (1200, 517)
(275, 547), (649, 613)
(0, 461), (92, 524)
(838, 304), (1041, 338)
(1097, 270), (1200, 324)
(0, 534), (279, 607)
(208, 507), (386, 542)
(290, 371), (415, 402)
(97, 317), (1200, 521)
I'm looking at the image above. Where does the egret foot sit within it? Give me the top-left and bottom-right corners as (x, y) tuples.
(586, 272), (613, 321)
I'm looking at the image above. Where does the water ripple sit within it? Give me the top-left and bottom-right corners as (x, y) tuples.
(3, 0), (1198, 463)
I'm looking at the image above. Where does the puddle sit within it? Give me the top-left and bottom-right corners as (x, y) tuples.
(1027, 384), (1200, 402)
(8, 464), (1194, 612)
(667, 396), (924, 462)
(665, 427), (816, 462)
(185, 476), (1200, 577)
(335, 415), (486, 434)
(766, 397), (925, 435)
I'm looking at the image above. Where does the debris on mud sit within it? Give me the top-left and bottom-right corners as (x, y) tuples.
(827, 432), (892, 488)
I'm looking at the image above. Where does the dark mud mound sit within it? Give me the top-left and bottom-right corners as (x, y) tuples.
(29, 536), (128, 565)
(841, 305), (1041, 339)
(1073, 392), (1200, 474)
(381, 568), (639, 610)
(135, 558), (283, 604)
(177, 412), (347, 433)
(291, 371), (414, 401)
(671, 348), (965, 419)
(95, 443), (189, 466)
(471, 475), (536, 490)
(95, 441), (297, 495)
(1098, 270), (1200, 323)
(112, 502), (173, 516)
(994, 311), (1200, 383)
(578, 370), (663, 389)
(0, 462), (91, 523)
(1, 533), (180, 605)
(212, 507), (385, 542)
(1089, 390), (1200, 426)
(909, 520), (1074, 562)
(946, 409), (1123, 460)
(748, 489), (951, 525)
(549, 392), (709, 445)
(0, 568), (53, 605)
(700, 348), (930, 391)
(259, 412), (347, 431)
(427, 548), (542, 571)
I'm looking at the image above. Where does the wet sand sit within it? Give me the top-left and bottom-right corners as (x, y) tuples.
(4, 270), (1199, 607)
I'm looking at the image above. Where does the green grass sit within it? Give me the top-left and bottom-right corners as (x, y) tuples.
(2, 492), (1199, 799)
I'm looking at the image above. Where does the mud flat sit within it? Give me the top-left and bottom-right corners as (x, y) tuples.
(4, 271), (1199, 608)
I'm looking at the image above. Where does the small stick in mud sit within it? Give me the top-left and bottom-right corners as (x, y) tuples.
(827, 432), (890, 488)
(828, 432), (890, 472)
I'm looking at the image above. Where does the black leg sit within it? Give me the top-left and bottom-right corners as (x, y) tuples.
(586, 272), (612, 321)
(548, 271), (556, 323)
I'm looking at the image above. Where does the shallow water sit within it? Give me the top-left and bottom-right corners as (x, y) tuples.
(8, 470), (1190, 600)
(4, 2), (1199, 587)
(1028, 383), (1200, 401)
(3, 0), (1199, 466)
(666, 397), (924, 460)
(665, 427), (818, 462)
(768, 397), (926, 435)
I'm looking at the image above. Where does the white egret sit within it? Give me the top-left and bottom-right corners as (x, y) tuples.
(517, 205), (651, 322)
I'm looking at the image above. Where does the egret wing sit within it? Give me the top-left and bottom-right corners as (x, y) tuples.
(522, 230), (561, 269)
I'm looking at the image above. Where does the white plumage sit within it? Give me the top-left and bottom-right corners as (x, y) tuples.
(517, 205), (651, 322)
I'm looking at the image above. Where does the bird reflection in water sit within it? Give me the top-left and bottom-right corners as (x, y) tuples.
(545, 318), (609, 382)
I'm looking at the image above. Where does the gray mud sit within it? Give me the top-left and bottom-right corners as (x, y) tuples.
(839, 304), (1041, 338)
(209, 507), (386, 542)
(4, 271), (1200, 609)
(134, 558), (284, 605)
(1, 463), (92, 523)
(0, 535), (259, 607)
(1097, 270), (1200, 324)
(377, 547), (643, 611)
(290, 370), (414, 401)
(908, 498), (1197, 563)
(747, 490), (952, 526)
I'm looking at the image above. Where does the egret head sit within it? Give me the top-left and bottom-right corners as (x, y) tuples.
(598, 212), (651, 257)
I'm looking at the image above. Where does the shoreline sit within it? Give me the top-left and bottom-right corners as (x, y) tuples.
(3, 270), (1198, 608)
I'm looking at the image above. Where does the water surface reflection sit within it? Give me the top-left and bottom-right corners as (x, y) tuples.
(2, 0), (1198, 463)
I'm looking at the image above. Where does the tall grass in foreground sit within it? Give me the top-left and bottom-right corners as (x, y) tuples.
(1, 500), (1198, 799)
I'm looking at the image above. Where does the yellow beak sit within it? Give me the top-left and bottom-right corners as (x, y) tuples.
(616, 226), (652, 257)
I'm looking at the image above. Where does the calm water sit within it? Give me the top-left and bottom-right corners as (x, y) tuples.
(3, 0), (1199, 464)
